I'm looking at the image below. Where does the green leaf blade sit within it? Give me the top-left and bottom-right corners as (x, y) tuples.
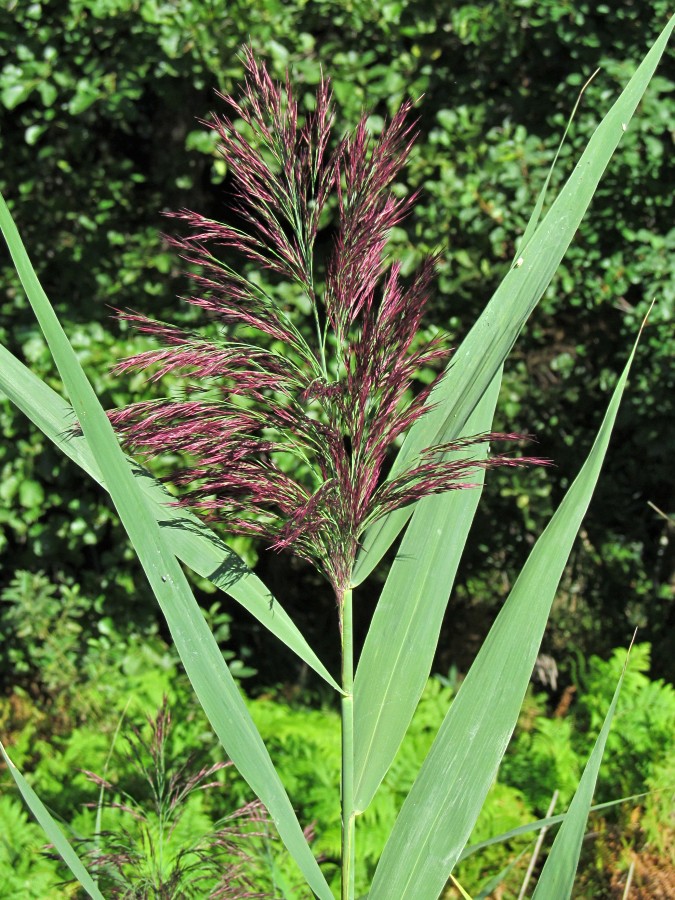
(368, 337), (639, 899)
(531, 649), (631, 899)
(0, 741), (105, 900)
(458, 792), (650, 863)
(353, 372), (502, 813)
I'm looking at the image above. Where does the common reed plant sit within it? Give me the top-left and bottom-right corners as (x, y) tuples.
(107, 52), (544, 894)
(80, 698), (270, 898)
(1, 16), (672, 899)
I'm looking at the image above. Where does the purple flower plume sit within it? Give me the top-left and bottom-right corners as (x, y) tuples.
(109, 50), (545, 596)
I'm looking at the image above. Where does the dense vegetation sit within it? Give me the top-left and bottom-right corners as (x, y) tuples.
(1, 1), (673, 896)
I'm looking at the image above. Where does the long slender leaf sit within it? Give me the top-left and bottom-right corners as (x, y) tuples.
(514, 67), (600, 263)
(466, 792), (645, 899)
(352, 58), (602, 825)
(474, 850), (529, 900)
(457, 791), (651, 863)
(352, 15), (674, 586)
(350, 69), (601, 798)
(368, 335), (639, 899)
(353, 372), (502, 812)
(0, 194), (333, 900)
(0, 740), (105, 900)
(531, 645), (632, 898)
(0, 342), (340, 694)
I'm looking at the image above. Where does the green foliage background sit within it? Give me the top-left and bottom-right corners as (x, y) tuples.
(1, 643), (673, 896)
(1, 0), (672, 691)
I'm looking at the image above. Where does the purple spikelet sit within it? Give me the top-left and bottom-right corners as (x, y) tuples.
(109, 50), (545, 596)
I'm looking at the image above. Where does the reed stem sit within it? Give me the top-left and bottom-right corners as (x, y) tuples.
(340, 587), (355, 900)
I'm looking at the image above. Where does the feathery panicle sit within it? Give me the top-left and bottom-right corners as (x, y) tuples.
(109, 52), (544, 596)
(79, 698), (271, 899)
